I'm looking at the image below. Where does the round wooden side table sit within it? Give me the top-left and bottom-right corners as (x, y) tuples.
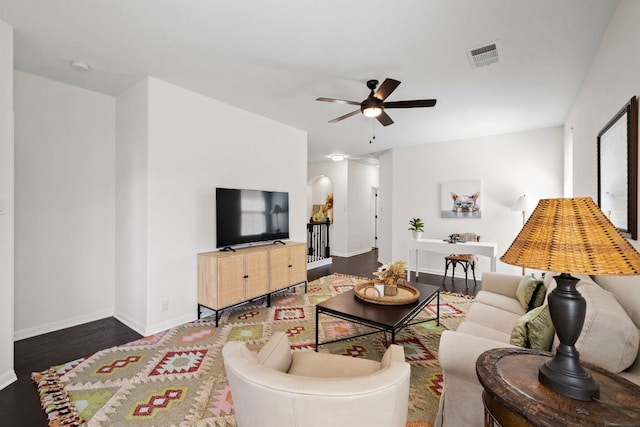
(476, 347), (640, 427)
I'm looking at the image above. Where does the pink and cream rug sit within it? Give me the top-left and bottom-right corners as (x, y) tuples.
(33, 274), (472, 427)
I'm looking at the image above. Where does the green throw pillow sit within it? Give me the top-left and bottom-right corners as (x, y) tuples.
(510, 304), (555, 351)
(516, 274), (545, 311)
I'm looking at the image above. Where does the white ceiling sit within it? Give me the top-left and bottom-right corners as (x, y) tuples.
(1, 0), (618, 163)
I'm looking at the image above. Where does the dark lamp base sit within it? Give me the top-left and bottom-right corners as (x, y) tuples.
(539, 357), (599, 400)
(540, 273), (600, 401)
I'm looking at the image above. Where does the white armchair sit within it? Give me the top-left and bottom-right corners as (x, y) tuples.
(222, 332), (411, 427)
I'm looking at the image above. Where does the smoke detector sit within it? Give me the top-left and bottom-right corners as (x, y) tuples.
(466, 41), (501, 69)
(70, 61), (91, 72)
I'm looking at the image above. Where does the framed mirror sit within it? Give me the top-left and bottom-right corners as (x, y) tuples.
(597, 96), (638, 240)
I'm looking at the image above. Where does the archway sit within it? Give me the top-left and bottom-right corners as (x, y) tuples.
(306, 175), (334, 267)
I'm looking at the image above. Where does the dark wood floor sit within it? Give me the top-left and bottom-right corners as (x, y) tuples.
(0, 248), (480, 426)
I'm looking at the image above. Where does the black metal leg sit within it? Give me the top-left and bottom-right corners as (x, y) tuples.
(464, 262), (469, 289)
(472, 261), (477, 286)
(451, 262), (456, 284)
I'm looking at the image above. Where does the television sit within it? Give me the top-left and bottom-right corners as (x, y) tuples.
(216, 187), (290, 249)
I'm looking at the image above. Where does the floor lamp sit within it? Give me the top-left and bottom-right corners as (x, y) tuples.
(511, 194), (532, 275)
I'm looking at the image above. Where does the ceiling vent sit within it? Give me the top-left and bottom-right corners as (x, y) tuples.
(466, 41), (501, 69)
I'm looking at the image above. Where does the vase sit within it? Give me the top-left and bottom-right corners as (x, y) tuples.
(384, 278), (398, 296)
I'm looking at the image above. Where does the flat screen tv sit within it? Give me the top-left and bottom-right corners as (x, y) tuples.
(216, 187), (290, 249)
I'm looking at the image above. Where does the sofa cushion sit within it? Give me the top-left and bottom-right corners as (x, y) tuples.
(510, 304), (554, 351)
(464, 302), (523, 335)
(258, 331), (292, 372)
(457, 321), (512, 344)
(475, 290), (525, 315)
(516, 274), (545, 311)
(289, 351), (380, 378)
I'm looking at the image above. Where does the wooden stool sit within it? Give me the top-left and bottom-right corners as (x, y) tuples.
(443, 254), (477, 289)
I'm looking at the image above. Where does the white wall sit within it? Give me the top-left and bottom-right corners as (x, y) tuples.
(307, 175), (333, 216)
(378, 150), (394, 264)
(347, 161), (379, 255)
(115, 78), (149, 334)
(13, 72), (116, 340)
(381, 127), (563, 275)
(116, 78), (308, 336)
(565, 0), (640, 251)
(0, 19), (16, 391)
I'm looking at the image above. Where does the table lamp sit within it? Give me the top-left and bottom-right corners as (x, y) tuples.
(500, 197), (640, 400)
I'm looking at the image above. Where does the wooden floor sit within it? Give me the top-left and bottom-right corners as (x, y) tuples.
(0, 248), (480, 426)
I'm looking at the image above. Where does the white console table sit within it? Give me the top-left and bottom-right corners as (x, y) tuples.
(408, 238), (498, 278)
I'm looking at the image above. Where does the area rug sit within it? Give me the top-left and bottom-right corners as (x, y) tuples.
(33, 273), (473, 427)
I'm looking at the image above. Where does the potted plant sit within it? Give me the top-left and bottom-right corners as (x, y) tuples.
(408, 217), (424, 240)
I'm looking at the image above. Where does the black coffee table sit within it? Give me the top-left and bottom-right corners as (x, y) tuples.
(315, 281), (440, 350)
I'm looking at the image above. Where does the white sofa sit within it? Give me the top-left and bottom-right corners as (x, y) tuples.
(222, 331), (411, 427)
(435, 272), (640, 427)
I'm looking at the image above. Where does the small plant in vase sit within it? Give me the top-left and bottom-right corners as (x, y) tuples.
(373, 260), (407, 296)
(408, 217), (424, 240)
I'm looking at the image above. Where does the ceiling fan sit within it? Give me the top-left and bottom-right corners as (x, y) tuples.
(316, 78), (437, 126)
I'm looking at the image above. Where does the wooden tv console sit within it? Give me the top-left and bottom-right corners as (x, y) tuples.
(197, 241), (307, 326)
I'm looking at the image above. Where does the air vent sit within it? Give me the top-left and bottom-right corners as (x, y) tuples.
(466, 41), (501, 69)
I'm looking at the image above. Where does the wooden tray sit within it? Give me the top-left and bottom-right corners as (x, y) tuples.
(354, 281), (420, 305)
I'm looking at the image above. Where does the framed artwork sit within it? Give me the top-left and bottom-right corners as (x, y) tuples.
(441, 180), (482, 218)
(597, 96), (638, 240)
(311, 193), (334, 223)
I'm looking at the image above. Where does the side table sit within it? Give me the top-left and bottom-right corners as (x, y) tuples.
(476, 347), (640, 427)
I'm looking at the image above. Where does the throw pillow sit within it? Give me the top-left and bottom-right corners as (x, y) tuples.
(510, 304), (555, 351)
(516, 274), (545, 311)
(568, 281), (639, 373)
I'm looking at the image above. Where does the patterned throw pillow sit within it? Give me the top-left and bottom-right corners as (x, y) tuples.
(510, 304), (555, 351)
(516, 274), (545, 311)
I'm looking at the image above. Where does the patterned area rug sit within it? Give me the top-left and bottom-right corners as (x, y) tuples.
(33, 274), (472, 427)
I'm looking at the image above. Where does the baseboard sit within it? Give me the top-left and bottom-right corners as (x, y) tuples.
(14, 309), (114, 341)
(0, 369), (17, 391)
(144, 313), (196, 337)
(307, 258), (332, 270)
(114, 310), (196, 338)
(112, 310), (147, 336)
(332, 247), (373, 258)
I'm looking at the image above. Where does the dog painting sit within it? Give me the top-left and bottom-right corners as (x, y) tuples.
(451, 192), (480, 213)
(441, 181), (482, 218)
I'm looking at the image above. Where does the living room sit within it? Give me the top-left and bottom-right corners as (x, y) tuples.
(2, 0), (640, 422)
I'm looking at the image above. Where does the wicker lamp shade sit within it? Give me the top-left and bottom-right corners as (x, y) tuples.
(500, 197), (640, 275)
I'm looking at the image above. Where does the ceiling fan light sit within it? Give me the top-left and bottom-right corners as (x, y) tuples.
(363, 106), (382, 118)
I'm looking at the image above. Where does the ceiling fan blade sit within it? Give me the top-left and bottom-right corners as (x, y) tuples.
(383, 99), (437, 109)
(316, 97), (361, 106)
(374, 78), (401, 101)
(376, 111), (394, 126)
(329, 109), (361, 123)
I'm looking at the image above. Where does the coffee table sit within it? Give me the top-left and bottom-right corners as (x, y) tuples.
(315, 281), (440, 350)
